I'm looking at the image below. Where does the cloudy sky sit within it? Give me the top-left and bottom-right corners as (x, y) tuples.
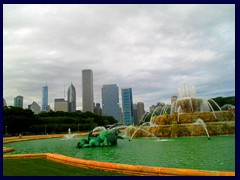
(3, 4), (235, 111)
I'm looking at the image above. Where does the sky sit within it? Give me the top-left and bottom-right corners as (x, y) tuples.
(3, 4), (235, 111)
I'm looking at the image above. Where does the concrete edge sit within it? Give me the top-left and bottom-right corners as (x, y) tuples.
(3, 153), (235, 176)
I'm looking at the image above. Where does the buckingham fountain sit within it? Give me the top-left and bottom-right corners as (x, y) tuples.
(125, 84), (235, 139)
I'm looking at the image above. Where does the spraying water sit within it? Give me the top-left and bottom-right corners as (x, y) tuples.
(128, 122), (157, 141)
(193, 118), (211, 140)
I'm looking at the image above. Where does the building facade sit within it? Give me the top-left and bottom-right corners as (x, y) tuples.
(82, 69), (94, 113)
(121, 88), (134, 125)
(28, 101), (41, 114)
(94, 103), (102, 115)
(14, 95), (23, 108)
(133, 104), (138, 125)
(54, 98), (68, 112)
(137, 102), (145, 124)
(68, 83), (76, 112)
(102, 84), (121, 122)
(42, 85), (48, 112)
(3, 98), (7, 107)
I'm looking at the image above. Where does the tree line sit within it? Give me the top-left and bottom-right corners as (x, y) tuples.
(3, 106), (117, 136)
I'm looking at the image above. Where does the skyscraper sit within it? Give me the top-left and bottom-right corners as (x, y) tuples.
(68, 83), (76, 112)
(14, 95), (23, 108)
(102, 84), (121, 122)
(42, 85), (48, 112)
(82, 69), (94, 113)
(121, 88), (134, 125)
(137, 102), (145, 124)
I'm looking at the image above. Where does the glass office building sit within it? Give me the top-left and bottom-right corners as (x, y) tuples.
(121, 88), (134, 125)
(68, 83), (76, 112)
(102, 84), (121, 122)
(14, 95), (23, 108)
(42, 85), (48, 112)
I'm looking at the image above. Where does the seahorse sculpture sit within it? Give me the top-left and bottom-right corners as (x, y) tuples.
(76, 128), (123, 148)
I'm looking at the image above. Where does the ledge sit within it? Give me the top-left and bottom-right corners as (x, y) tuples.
(3, 153), (235, 176)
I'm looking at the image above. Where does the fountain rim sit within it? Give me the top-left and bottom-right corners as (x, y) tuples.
(3, 134), (235, 176)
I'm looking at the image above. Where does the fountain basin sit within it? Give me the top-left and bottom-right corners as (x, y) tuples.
(3, 153), (234, 176)
(4, 135), (235, 172)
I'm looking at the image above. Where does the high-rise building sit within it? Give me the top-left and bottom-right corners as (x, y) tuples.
(14, 95), (23, 108)
(137, 102), (145, 124)
(42, 85), (48, 112)
(121, 88), (134, 125)
(102, 84), (121, 122)
(54, 98), (68, 112)
(133, 104), (138, 125)
(82, 69), (94, 113)
(68, 83), (76, 112)
(28, 101), (41, 114)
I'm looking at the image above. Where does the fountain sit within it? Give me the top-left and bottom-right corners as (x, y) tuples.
(193, 118), (211, 140)
(63, 128), (75, 140)
(126, 84), (235, 139)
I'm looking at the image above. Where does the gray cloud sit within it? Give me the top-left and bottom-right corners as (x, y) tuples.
(3, 4), (235, 111)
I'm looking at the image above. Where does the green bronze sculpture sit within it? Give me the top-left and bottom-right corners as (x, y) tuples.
(76, 128), (123, 148)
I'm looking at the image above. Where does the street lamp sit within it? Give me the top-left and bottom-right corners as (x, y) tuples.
(78, 124), (80, 133)
(45, 125), (47, 135)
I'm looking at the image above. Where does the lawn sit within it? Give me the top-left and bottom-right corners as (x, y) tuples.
(3, 158), (127, 176)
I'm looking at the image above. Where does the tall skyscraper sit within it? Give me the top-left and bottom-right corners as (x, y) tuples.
(82, 69), (94, 113)
(42, 85), (48, 112)
(121, 88), (134, 125)
(68, 83), (76, 112)
(102, 84), (121, 122)
(137, 102), (145, 124)
(14, 95), (23, 108)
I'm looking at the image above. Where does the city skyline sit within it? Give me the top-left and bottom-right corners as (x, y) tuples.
(3, 4), (235, 111)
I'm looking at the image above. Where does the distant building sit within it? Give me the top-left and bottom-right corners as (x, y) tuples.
(28, 101), (41, 114)
(68, 83), (76, 112)
(14, 95), (23, 108)
(42, 85), (48, 112)
(149, 102), (165, 113)
(3, 98), (7, 107)
(54, 98), (68, 112)
(171, 96), (178, 104)
(46, 105), (52, 112)
(82, 69), (94, 113)
(133, 104), (138, 125)
(94, 103), (102, 115)
(102, 84), (121, 122)
(137, 102), (145, 124)
(121, 88), (134, 125)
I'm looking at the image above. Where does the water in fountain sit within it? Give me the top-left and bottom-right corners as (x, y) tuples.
(63, 128), (76, 140)
(171, 84), (222, 119)
(93, 126), (106, 132)
(128, 122), (157, 141)
(193, 118), (211, 140)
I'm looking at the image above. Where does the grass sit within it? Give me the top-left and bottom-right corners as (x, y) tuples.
(3, 158), (128, 176)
